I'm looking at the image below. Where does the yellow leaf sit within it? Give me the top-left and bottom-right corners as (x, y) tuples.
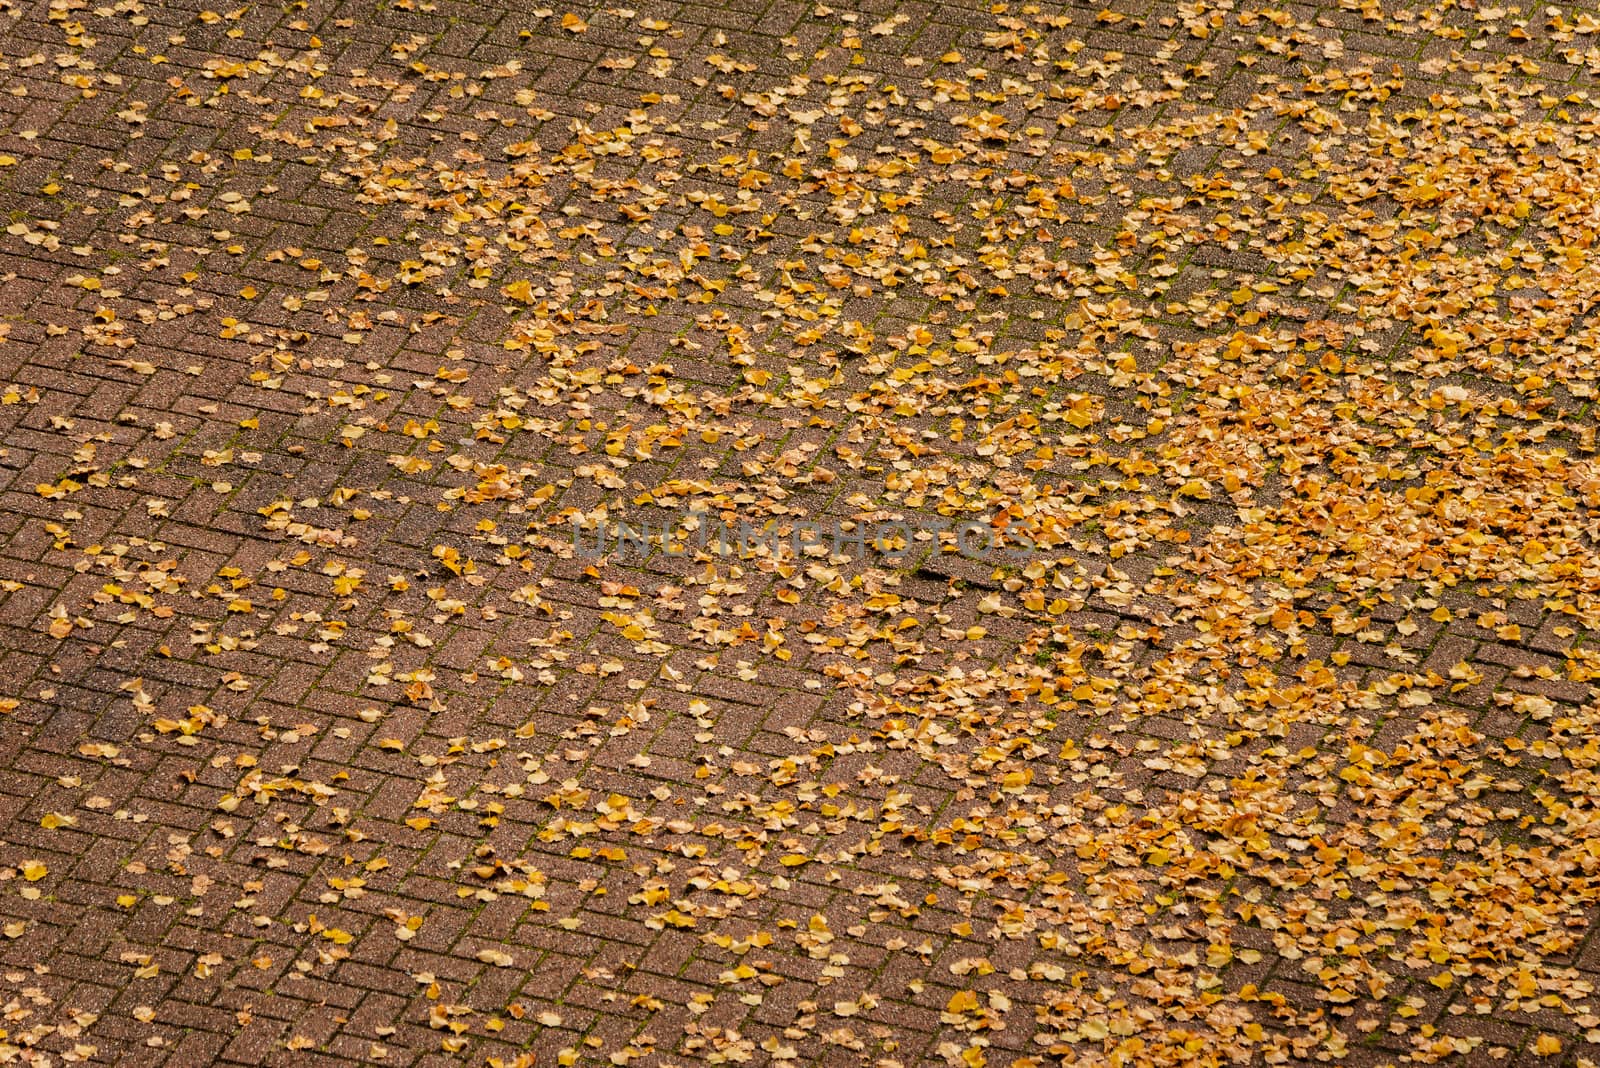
(946, 990), (979, 1013)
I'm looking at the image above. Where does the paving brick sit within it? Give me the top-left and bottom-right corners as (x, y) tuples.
(0, 0), (1592, 1064)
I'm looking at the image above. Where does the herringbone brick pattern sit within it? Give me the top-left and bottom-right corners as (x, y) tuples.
(1, 0), (1600, 1065)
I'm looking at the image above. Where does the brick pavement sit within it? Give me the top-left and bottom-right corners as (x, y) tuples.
(2, 0), (1600, 1064)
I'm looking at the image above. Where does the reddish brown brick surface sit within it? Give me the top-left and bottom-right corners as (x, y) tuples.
(3, 0), (1600, 1065)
